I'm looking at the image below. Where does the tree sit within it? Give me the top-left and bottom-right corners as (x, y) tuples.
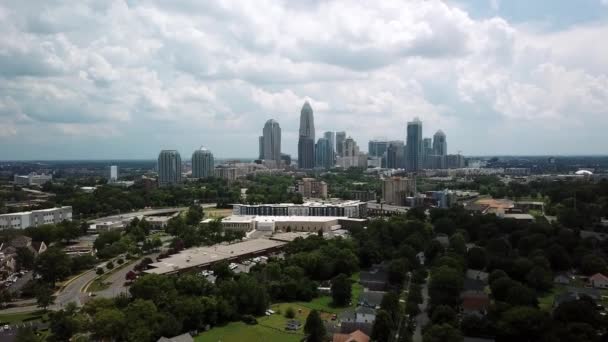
(371, 309), (394, 342)
(129, 274), (178, 309)
(35, 285), (55, 311)
(96, 268), (104, 275)
(429, 266), (463, 308)
(91, 308), (126, 340)
(490, 277), (518, 302)
(580, 254), (607, 275)
(185, 205), (204, 225)
(34, 247), (72, 285)
(304, 310), (326, 342)
(16, 327), (41, 342)
(388, 258), (409, 286)
(430, 305), (458, 326)
(331, 273), (351, 307)
(497, 306), (549, 341)
(106, 261), (114, 270)
(422, 323), (463, 342)
(0, 289), (12, 308)
(466, 247), (487, 270)
(433, 217), (456, 236)
(380, 291), (401, 324)
(15, 247), (35, 271)
(525, 266), (552, 292)
(449, 233), (466, 255)
(124, 299), (163, 342)
(49, 303), (80, 342)
(505, 284), (538, 307)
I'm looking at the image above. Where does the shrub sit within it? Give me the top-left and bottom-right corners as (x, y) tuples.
(242, 315), (258, 325)
(106, 261), (114, 270)
(285, 307), (295, 319)
(96, 268), (104, 275)
(117, 258), (124, 265)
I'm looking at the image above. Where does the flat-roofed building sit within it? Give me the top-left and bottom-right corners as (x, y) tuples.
(0, 206), (72, 230)
(382, 177), (416, 206)
(144, 238), (287, 275)
(232, 200), (367, 218)
(13, 173), (53, 186)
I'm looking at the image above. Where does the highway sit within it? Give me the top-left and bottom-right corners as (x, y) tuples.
(87, 203), (217, 224)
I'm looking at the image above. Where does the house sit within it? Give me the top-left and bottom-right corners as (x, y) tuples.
(340, 322), (374, 336)
(466, 269), (489, 283)
(333, 329), (370, 342)
(157, 333), (194, 342)
(463, 278), (485, 294)
(434, 234), (449, 248)
(416, 252), (426, 266)
(580, 230), (608, 242)
(339, 307), (376, 324)
(462, 292), (490, 316)
(589, 273), (608, 289)
(360, 267), (388, 291)
(0, 236), (47, 257)
(553, 274), (571, 285)
(358, 291), (386, 309)
(553, 287), (601, 308)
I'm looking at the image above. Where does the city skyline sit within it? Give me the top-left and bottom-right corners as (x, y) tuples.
(1, 0), (608, 160)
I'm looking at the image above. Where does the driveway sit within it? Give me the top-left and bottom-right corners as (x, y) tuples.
(413, 278), (430, 342)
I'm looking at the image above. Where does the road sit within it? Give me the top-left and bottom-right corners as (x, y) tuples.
(87, 204), (217, 224)
(87, 207), (189, 224)
(413, 278), (430, 342)
(0, 269), (97, 314)
(94, 252), (161, 299)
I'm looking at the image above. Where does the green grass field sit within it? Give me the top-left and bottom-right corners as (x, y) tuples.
(195, 321), (303, 342)
(196, 303), (310, 342)
(0, 311), (47, 324)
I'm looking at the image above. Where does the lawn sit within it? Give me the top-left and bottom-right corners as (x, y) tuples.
(195, 321), (302, 342)
(196, 273), (363, 341)
(538, 286), (565, 312)
(0, 311), (47, 324)
(196, 303), (310, 342)
(296, 272), (363, 314)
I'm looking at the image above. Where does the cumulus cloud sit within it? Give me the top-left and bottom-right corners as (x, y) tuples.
(0, 0), (607, 159)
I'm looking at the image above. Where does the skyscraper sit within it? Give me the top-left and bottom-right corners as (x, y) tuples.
(335, 131), (346, 157)
(422, 137), (433, 169)
(109, 165), (118, 183)
(323, 131), (335, 166)
(298, 102), (315, 169)
(433, 130), (447, 156)
(386, 141), (405, 169)
(261, 119), (281, 167)
(192, 147), (214, 178)
(258, 136), (264, 160)
(158, 150), (182, 187)
(368, 140), (389, 158)
(315, 137), (332, 169)
(406, 118), (423, 172)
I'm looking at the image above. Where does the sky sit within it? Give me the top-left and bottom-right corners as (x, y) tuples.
(1, 0), (608, 160)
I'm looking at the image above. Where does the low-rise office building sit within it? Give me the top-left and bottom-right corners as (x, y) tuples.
(13, 173), (53, 186)
(232, 200), (367, 218)
(0, 206), (72, 230)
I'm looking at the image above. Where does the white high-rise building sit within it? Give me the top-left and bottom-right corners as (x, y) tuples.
(110, 165), (118, 183)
